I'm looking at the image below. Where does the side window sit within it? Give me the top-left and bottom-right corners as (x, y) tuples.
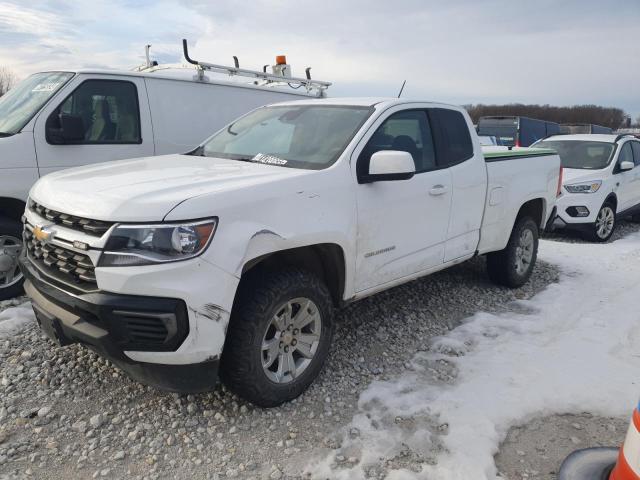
(428, 108), (474, 167)
(48, 80), (141, 144)
(631, 142), (640, 167)
(618, 143), (634, 168)
(358, 110), (436, 177)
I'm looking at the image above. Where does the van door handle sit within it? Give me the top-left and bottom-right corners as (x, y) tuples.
(429, 185), (449, 196)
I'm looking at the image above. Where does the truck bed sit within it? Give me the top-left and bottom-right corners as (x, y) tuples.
(478, 147), (561, 254)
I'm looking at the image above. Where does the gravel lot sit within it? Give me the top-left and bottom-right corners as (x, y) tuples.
(496, 413), (627, 480)
(10, 217), (640, 480)
(0, 248), (561, 480)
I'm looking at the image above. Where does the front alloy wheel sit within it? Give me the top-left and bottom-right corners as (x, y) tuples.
(261, 298), (322, 384)
(0, 216), (25, 300)
(592, 204), (616, 242)
(221, 268), (334, 407)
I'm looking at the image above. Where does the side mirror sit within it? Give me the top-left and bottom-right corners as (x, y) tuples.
(47, 114), (85, 144)
(620, 160), (634, 171)
(361, 150), (415, 183)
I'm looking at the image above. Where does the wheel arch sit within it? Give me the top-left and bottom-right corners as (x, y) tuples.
(515, 197), (545, 229)
(240, 243), (347, 307)
(0, 197), (27, 222)
(604, 193), (618, 211)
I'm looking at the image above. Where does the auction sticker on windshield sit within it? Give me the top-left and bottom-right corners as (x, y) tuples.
(252, 153), (288, 165)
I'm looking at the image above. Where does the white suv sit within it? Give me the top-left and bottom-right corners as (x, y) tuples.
(533, 134), (640, 242)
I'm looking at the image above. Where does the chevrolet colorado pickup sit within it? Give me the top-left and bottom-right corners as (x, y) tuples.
(20, 98), (561, 407)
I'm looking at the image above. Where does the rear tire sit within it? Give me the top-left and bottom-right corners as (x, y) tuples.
(220, 268), (334, 408)
(486, 216), (539, 288)
(0, 217), (24, 301)
(586, 201), (616, 242)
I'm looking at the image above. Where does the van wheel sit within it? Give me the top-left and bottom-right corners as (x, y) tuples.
(220, 268), (334, 408)
(0, 217), (24, 301)
(486, 216), (539, 288)
(587, 202), (616, 242)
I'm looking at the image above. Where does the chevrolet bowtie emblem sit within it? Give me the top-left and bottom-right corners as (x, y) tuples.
(33, 225), (55, 243)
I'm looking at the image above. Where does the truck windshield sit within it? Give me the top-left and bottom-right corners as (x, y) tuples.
(200, 105), (373, 169)
(533, 140), (615, 170)
(0, 72), (74, 136)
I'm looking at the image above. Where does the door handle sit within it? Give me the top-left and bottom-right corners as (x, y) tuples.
(429, 185), (449, 196)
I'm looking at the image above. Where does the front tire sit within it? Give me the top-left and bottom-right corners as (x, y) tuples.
(220, 268), (334, 408)
(486, 216), (539, 288)
(586, 201), (616, 242)
(0, 217), (24, 301)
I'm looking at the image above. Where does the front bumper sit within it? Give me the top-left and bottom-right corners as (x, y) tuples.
(20, 255), (220, 392)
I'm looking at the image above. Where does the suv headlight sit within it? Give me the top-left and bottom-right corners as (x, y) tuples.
(564, 181), (602, 194)
(99, 219), (217, 267)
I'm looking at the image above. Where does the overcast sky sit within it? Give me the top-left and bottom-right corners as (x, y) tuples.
(1, 0), (639, 118)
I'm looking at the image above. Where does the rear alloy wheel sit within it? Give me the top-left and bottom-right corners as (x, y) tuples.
(0, 217), (25, 300)
(486, 216), (539, 288)
(588, 203), (616, 242)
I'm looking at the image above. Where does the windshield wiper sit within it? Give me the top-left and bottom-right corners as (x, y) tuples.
(0, 132), (14, 138)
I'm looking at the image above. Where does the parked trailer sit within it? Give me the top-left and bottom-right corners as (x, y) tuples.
(559, 124), (613, 134)
(478, 116), (560, 147)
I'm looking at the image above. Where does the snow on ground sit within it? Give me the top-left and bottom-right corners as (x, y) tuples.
(0, 300), (34, 339)
(307, 232), (640, 479)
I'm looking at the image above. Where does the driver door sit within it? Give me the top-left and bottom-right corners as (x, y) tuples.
(352, 107), (452, 292)
(615, 142), (640, 212)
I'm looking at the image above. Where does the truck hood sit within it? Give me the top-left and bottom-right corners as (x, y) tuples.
(30, 154), (309, 221)
(562, 168), (607, 184)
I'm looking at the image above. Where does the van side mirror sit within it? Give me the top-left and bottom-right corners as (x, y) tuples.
(620, 160), (634, 171)
(360, 151), (416, 183)
(47, 114), (85, 144)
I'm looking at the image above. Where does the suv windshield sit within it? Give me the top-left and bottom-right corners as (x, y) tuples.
(200, 105), (373, 170)
(533, 140), (615, 170)
(0, 71), (74, 136)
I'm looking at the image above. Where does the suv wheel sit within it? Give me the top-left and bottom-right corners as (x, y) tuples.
(0, 217), (24, 300)
(587, 202), (616, 242)
(221, 268), (334, 407)
(486, 216), (539, 288)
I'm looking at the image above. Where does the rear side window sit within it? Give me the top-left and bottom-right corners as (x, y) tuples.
(48, 80), (141, 144)
(428, 108), (473, 167)
(631, 142), (640, 166)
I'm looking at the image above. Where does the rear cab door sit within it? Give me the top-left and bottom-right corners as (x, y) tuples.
(431, 108), (486, 262)
(33, 74), (154, 177)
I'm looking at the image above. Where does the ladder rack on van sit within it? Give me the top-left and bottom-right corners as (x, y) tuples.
(182, 39), (331, 97)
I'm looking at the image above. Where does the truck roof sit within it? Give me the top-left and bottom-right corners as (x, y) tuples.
(544, 134), (622, 143)
(267, 97), (462, 109)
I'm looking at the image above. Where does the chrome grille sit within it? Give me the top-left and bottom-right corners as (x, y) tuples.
(29, 201), (113, 237)
(24, 228), (97, 290)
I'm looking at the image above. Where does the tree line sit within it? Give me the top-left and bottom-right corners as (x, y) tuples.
(465, 103), (631, 129)
(0, 67), (17, 97)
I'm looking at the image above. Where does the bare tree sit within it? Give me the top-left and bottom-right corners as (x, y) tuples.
(0, 67), (17, 97)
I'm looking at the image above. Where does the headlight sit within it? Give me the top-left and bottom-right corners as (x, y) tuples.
(99, 219), (217, 267)
(564, 181), (602, 194)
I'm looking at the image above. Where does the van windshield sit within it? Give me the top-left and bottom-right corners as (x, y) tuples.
(200, 105), (373, 170)
(0, 72), (74, 136)
(533, 140), (615, 170)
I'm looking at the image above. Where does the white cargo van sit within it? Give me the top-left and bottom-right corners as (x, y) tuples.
(0, 41), (331, 299)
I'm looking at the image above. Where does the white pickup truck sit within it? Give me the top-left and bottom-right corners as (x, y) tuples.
(20, 98), (561, 407)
